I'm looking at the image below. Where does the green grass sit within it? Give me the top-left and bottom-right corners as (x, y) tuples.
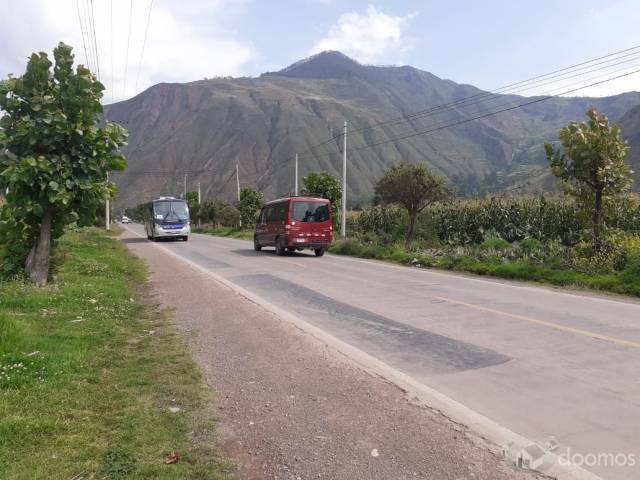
(192, 226), (253, 240)
(329, 238), (640, 297)
(0, 228), (233, 479)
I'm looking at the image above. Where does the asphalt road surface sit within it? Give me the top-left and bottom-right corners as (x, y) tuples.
(125, 224), (640, 479)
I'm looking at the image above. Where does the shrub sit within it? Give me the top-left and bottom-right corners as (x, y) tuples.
(218, 204), (240, 228)
(480, 238), (511, 250)
(330, 238), (363, 256)
(519, 238), (542, 251)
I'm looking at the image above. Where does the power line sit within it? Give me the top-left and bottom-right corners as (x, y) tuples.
(256, 46), (640, 185)
(135, 0), (154, 93)
(88, 0), (101, 80)
(258, 65), (640, 185)
(350, 58), (640, 151)
(74, 0), (90, 68)
(345, 68), (640, 153)
(340, 45), (640, 139)
(110, 0), (114, 104)
(123, 0), (133, 98)
(80, 0), (95, 71)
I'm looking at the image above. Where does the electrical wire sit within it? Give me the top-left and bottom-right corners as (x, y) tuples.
(134, 0), (154, 93)
(258, 66), (640, 184)
(123, 0), (133, 98)
(110, 0), (114, 103)
(255, 46), (640, 185)
(88, 0), (101, 80)
(74, 0), (90, 69)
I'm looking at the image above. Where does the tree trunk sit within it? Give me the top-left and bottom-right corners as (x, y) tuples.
(593, 188), (603, 251)
(26, 205), (54, 286)
(405, 211), (417, 248)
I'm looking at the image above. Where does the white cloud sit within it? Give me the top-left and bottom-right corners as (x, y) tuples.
(310, 5), (415, 64)
(0, 0), (255, 103)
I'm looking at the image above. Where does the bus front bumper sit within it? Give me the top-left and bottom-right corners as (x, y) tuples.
(154, 225), (190, 237)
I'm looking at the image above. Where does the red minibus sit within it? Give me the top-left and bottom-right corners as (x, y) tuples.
(254, 196), (332, 256)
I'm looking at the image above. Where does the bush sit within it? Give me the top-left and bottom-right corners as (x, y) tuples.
(218, 204), (240, 228)
(480, 238), (511, 250)
(330, 238), (364, 256)
(519, 238), (542, 251)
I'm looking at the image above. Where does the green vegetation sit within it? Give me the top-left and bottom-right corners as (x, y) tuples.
(375, 163), (451, 246)
(301, 171), (342, 227)
(192, 226), (253, 240)
(0, 43), (127, 284)
(545, 108), (633, 249)
(237, 187), (264, 228)
(329, 232), (640, 297)
(0, 228), (232, 479)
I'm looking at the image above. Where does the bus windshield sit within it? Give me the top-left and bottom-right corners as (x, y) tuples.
(291, 201), (330, 222)
(154, 200), (189, 222)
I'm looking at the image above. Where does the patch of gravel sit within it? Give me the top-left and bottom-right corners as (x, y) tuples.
(124, 233), (545, 480)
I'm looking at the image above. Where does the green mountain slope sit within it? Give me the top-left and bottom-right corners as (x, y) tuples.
(105, 51), (640, 208)
(620, 104), (640, 189)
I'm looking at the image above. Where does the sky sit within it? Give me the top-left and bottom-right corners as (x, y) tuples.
(1, 0), (639, 103)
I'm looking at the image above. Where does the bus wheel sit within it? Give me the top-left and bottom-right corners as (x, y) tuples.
(182, 236), (189, 242)
(314, 248), (325, 257)
(275, 238), (286, 256)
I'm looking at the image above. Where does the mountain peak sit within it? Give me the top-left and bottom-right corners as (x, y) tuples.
(263, 51), (367, 79)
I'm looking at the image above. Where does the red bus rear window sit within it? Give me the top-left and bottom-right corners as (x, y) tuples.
(291, 202), (330, 222)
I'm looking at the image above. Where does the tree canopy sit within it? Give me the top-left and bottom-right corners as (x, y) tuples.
(302, 171), (342, 225)
(544, 108), (633, 247)
(375, 163), (451, 245)
(0, 42), (127, 283)
(237, 187), (264, 227)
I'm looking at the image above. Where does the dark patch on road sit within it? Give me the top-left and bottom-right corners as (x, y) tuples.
(174, 250), (231, 269)
(232, 273), (510, 376)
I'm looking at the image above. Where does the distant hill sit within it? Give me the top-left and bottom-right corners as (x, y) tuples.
(105, 51), (640, 209)
(620, 104), (640, 189)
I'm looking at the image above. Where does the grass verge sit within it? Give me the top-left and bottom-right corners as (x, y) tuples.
(192, 226), (253, 240)
(329, 238), (640, 297)
(0, 228), (232, 479)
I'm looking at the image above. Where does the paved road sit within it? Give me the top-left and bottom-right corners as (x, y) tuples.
(126, 224), (640, 479)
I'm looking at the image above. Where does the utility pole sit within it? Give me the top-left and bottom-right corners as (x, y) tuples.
(236, 163), (242, 228)
(294, 153), (299, 196)
(183, 173), (187, 199)
(197, 181), (201, 204)
(105, 171), (110, 230)
(341, 121), (347, 237)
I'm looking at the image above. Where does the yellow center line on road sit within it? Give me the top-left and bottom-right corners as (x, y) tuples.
(434, 296), (640, 349)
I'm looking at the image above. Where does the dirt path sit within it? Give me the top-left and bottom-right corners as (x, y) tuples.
(122, 233), (543, 480)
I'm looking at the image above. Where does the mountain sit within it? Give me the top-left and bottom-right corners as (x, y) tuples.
(620, 104), (640, 189)
(105, 51), (640, 209)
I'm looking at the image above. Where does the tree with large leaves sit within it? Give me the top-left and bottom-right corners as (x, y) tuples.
(301, 171), (342, 228)
(0, 42), (127, 284)
(544, 108), (633, 249)
(375, 163), (451, 246)
(237, 186), (264, 228)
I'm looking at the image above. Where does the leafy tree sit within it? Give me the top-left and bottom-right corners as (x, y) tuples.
(198, 199), (218, 225)
(302, 171), (342, 226)
(0, 42), (127, 284)
(545, 108), (633, 249)
(218, 204), (240, 228)
(375, 163), (451, 246)
(237, 187), (264, 228)
(185, 191), (200, 225)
